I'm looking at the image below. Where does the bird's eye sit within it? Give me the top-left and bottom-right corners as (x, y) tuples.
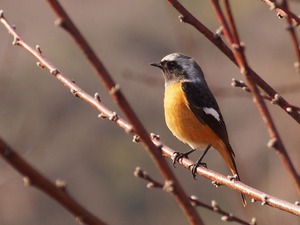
(167, 61), (177, 69)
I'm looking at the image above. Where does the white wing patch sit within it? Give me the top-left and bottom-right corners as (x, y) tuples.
(203, 107), (220, 121)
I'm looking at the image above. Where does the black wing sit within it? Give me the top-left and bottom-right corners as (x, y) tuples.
(181, 81), (234, 156)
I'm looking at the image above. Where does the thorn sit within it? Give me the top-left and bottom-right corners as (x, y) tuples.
(271, 94), (282, 105)
(286, 107), (293, 113)
(23, 176), (31, 186)
(132, 135), (140, 143)
(12, 24), (16, 30)
(0, 10), (3, 18)
(250, 217), (257, 225)
(295, 201), (300, 206)
(36, 62), (45, 68)
(214, 26), (224, 39)
(71, 79), (76, 84)
(109, 84), (120, 95)
(36, 45), (42, 54)
(70, 89), (79, 97)
(231, 43), (239, 50)
(221, 214), (233, 221)
(50, 68), (59, 76)
(261, 195), (269, 206)
(227, 174), (238, 181)
(54, 18), (64, 27)
(75, 216), (84, 225)
(251, 198), (256, 203)
(109, 112), (119, 122)
(163, 180), (174, 193)
(94, 93), (101, 102)
(146, 182), (155, 189)
(12, 36), (20, 45)
(211, 200), (220, 212)
(267, 138), (278, 148)
(212, 180), (221, 188)
(55, 179), (67, 190)
(134, 166), (143, 178)
(150, 133), (160, 140)
(277, 12), (284, 19)
(178, 15), (184, 22)
(98, 113), (107, 119)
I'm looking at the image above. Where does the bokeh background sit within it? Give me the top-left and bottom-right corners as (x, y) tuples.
(0, 0), (299, 224)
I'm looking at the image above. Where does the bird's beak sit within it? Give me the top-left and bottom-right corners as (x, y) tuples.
(150, 62), (164, 69)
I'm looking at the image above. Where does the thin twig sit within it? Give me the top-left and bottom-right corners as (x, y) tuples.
(166, 0), (300, 196)
(210, 0), (300, 196)
(1, 8), (300, 217)
(134, 167), (255, 225)
(1, 7), (204, 225)
(261, 0), (300, 26)
(0, 137), (107, 225)
(281, 0), (300, 74)
(232, 79), (300, 112)
(166, 0), (300, 123)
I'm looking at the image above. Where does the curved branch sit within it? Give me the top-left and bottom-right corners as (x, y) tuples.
(0, 13), (299, 217)
(167, 0), (300, 123)
(0, 137), (107, 225)
(166, 0), (300, 197)
(0, 8), (204, 225)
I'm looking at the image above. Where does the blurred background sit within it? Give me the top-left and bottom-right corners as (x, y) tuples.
(0, 0), (299, 224)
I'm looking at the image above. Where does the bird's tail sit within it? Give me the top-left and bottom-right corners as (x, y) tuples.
(219, 143), (247, 207)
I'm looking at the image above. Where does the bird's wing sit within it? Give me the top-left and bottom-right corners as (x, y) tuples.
(181, 81), (235, 157)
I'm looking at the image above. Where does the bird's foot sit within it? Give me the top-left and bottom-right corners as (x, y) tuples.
(171, 149), (195, 168)
(189, 161), (208, 180)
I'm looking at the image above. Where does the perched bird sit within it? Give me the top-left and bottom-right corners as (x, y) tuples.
(150, 53), (246, 206)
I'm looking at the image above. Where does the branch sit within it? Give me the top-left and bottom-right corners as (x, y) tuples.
(134, 167), (256, 225)
(262, 0), (300, 73)
(1, 7), (300, 218)
(210, 0), (300, 196)
(166, 0), (300, 123)
(232, 79), (300, 112)
(0, 137), (107, 225)
(0, 8), (204, 225)
(261, 0), (300, 26)
(166, 0), (300, 197)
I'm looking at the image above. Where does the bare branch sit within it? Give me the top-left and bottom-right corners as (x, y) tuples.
(0, 137), (107, 225)
(166, 0), (300, 197)
(134, 167), (254, 225)
(261, 0), (300, 26)
(166, 0), (300, 123)
(0, 8), (204, 225)
(1, 6), (300, 219)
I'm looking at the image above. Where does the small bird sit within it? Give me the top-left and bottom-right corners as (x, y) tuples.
(150, 53), (246, 206)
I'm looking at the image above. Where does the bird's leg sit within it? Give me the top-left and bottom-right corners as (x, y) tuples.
(190, 144), (212, 179)
(172, 149), (195, 167)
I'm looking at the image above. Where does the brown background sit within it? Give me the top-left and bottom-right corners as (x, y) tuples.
(0, 0), (299, 224)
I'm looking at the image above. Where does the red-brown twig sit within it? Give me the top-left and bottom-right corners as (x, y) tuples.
(261, 0), (300, 26)
(166, 0), (300, 197)
(232, 79), (300, 112)
(1, 10), (300, 217)
(262, 0), (300, 73)
(210, 0), (300, 196)
(0, 7), (204, 225)
(134, 167), (255, 225)
(167, 0), (300, 123)
(281, 0), (300, 73)
(0, 137), (107, 225)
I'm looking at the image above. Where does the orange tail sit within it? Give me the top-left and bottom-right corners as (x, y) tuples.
(218, 143), (247, 207)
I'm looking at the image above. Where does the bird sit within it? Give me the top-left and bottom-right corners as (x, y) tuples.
(150, 53), (246, 206)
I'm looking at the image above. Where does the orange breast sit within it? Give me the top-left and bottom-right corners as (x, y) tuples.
(164, 82), (222, 150)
